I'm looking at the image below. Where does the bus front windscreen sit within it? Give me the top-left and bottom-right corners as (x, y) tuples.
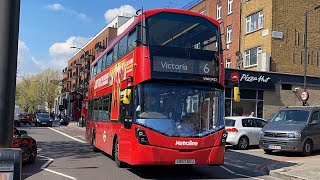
(135, 83), (224, 137)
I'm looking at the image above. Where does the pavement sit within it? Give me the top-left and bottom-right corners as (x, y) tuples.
(264, 151), (320, 180)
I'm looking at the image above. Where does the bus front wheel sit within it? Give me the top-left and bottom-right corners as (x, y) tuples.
(113, 138), (126, 168)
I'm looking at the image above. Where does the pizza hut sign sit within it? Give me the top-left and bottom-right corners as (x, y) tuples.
(240, 74), (271, 83)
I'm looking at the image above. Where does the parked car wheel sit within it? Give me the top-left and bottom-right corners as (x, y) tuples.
(237, 136), (249, 150)
(28, 144), (37, 164)
(301, 140), (313, 156)
(263, 149), (273, 154)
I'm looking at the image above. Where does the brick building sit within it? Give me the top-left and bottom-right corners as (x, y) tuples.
(184, 0), (241, 68)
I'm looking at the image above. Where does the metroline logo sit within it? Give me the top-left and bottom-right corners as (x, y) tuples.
(175, 140), (198, 146)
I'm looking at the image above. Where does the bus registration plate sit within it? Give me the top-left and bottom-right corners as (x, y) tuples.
(175, 159), (195, 164)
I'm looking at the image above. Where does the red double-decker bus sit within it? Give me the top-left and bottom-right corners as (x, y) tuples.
(85, 8), (227, 167)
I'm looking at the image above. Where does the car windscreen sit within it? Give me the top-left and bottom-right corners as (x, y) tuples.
(38, 114), (49, 118)
(225, 119), (236, 127)
(270, 110), (310, 124)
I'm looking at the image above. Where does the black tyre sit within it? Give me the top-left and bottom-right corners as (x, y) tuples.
(264, 149), (273, 154)
(237, 136), (249, 150)
(113, 138), (126, 168)
(92, 134), (99, 152)
(28, 144), (37, 164)
(301, 140), (313, 156)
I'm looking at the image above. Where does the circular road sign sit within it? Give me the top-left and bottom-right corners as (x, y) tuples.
(301, 91), (309, 101)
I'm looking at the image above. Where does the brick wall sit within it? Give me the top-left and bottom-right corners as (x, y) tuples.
(240, 0), (273, 69)
(263, 84), (320, 119)
(189, 0), (241, 68)
(271, 0), (320, 75)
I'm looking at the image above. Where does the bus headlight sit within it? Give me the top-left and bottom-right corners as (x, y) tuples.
(135, 128), (149, 145)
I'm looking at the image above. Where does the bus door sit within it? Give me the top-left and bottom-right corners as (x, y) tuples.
(118, 89), (134, 162)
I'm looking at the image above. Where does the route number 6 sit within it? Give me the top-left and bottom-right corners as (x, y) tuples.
(203, 64), (210, 74)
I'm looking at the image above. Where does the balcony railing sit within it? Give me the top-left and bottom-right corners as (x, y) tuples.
(80, 54), (85, 61)
(95, 42), (105, 52)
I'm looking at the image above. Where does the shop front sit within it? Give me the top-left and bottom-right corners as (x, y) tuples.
(225, 69), (320, 119)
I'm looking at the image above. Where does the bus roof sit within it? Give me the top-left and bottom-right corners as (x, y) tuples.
(91, 8), (220, 66)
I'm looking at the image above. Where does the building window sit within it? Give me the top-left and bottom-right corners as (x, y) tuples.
(244, 46), (262, 67)
(246, 11), (264, 34)
(228, 0), (233, 14)
(226, 26), (232, 44)
(200, 10), (206, 15)
(226, 59), (231, 68)
(217, 3), (222, 20)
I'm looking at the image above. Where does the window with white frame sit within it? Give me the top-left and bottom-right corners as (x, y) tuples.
(228, 0), (233, 14)
(226, 59), (231, 68)
(217, 3), (222, 19)
(246, 11), (264, 34)
(226, 26), (232, 44)
(244, 46), (262, 67)
(200, 10), (206, 15)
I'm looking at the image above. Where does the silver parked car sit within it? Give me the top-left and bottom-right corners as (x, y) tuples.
(260, 106), (320, 156)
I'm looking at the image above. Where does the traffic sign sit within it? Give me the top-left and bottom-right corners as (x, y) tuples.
(301, 91), (309, 101)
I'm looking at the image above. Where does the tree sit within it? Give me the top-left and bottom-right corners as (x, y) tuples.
(15, 69), (61, 113)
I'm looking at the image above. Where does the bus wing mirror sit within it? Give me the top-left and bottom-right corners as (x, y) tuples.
(123, 89), (132, 105)
(124, 118), (133, 129)
(233, 87), (240, 102)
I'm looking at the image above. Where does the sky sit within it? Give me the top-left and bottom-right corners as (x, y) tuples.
(18, 0), (192, 77)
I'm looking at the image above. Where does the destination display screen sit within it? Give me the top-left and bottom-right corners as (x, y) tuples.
(152, 56), (218, 76)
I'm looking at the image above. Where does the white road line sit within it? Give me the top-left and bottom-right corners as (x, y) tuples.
(220, 165), (235, 174)
(38, 155), (54, 169)
(43, 168), (77, 180)
(221, 166), (264, 180)
(37, 154), (77, 180)
(48, 127), (86, 143)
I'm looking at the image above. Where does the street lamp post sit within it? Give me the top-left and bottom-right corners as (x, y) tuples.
(71, 46), (86, 55)
(303, 5), (320, 106)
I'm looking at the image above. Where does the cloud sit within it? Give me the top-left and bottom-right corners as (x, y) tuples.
(17, 40), (43, 76)
(17, 36), (90, 78)
(46, 36), (91, 70)
(49, 36), (91, 58)
(45, 3), (91, 22)
(104, 5), (136, 23)
(46, 3), (64, 11)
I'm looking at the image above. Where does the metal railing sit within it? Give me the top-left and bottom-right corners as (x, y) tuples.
(181, 0), (204, 10)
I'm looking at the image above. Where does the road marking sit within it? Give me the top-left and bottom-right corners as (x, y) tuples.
(43, 169), (77, 180)
(48, 127), (86, 143)
(221, 166), (264, 180)
(220, 165), (235, 174)
(38, 155), (54, 169)
(38, 154), (77, 180)
(224, 162), (259, 173)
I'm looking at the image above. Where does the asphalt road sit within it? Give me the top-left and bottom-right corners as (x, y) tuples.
(18, 125), (279, 180)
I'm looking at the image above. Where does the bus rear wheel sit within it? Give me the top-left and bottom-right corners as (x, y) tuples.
(113, 138), (126, 168)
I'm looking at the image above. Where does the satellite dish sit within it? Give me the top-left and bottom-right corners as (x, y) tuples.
(235, 51), (242, 58)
